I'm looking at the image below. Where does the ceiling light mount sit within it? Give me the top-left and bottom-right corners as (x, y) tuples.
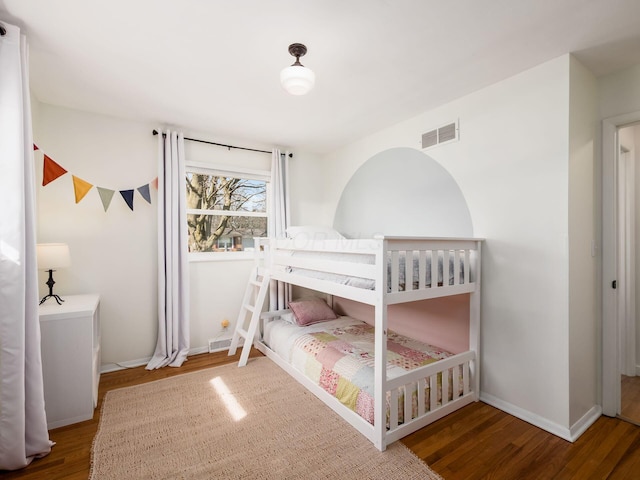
(280, 43), (315, 96)
(288, 43), (307, 65)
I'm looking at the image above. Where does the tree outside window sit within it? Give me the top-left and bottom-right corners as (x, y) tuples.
(186, 172), (267, 252)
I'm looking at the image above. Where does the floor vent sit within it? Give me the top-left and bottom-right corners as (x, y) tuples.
(208, 338), (232, 353)
(422, 120), (459, 150)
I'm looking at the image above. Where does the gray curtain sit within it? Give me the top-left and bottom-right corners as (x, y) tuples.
(0, 22), (53, 469)
(268, 149), (291, 310)
(146, 130), (190, 369)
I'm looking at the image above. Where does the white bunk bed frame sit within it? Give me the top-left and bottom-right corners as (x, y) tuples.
(249, 235), (482, 452)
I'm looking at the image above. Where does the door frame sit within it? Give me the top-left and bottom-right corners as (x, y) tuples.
(617, 145), (636, 377)
(602, 111), (640, 416)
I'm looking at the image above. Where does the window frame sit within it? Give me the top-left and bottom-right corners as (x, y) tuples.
(185, 161), (271, 262)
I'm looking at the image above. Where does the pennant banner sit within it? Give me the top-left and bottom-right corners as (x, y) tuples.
(42, 155), (68, 186)
(97, 187), (115, 212)
(72, 176), (94, 203)
(137, 184), (151, 204)
(120, 189), (134, 211)
(37, 144), (156, 212)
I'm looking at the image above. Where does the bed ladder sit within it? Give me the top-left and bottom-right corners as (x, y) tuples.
(228, 266), (270, 367)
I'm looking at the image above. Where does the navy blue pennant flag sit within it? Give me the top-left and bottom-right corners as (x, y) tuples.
(120, 189), (134, 211)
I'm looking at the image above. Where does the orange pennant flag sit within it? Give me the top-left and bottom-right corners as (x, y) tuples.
(42, 155), (68, 186)
(72, 175), (94, 203)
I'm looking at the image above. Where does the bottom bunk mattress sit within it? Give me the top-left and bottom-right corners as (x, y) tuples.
(263, 315), (459, 426)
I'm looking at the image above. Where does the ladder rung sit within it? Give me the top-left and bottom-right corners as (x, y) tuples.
(233, 266), (270, 367)
(236, 328), (248, 338)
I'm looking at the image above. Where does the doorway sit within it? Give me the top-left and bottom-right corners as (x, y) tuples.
(618, 124), (640, 423)
(602, 113), (640, 423)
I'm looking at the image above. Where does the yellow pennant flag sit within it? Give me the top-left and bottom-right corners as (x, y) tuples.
(72, 175), (94, 203)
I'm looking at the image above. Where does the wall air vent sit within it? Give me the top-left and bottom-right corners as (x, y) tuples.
(421, 130), (438, 149)
(208, 338), (232, 353)
(421, 119), (459, 150)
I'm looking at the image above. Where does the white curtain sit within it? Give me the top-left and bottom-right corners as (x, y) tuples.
(146, 130), (190, 369)
(268, 149), (291, 310)
(0, 22), (53, 470)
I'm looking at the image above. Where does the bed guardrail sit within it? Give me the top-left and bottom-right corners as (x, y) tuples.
(256, 236), (481, 305)
(385, 350), (476, 442)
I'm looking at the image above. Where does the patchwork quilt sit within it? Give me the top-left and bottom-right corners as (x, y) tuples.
(284, 320), (455, 425)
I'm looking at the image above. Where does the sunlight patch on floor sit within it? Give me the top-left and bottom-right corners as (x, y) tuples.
(210, 377), (247, 421)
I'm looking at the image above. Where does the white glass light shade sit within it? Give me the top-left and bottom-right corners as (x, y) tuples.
(37, 243), (71, 270)
(280, 65), (315, 95)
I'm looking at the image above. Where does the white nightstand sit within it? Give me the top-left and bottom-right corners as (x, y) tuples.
(39, 294), (101, 429)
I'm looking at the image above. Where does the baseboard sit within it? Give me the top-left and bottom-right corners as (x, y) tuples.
(99, 342), (232, 374)
(569, 405), (602, 441)
(101, 356), (151, 373)
(480, 392), (600, 443)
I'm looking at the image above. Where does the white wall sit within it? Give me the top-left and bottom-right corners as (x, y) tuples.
(568, 56), (598, 426)
(34, 104), (158, 366)
(599, 64), (640, 120)
(33, 104), (327, 368)
(312, 55), (581, 433)
(288, 150), (331, 226)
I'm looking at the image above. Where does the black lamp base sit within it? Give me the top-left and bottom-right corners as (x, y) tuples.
(39, 293), (65, 305)
(39, 269), (65, 305)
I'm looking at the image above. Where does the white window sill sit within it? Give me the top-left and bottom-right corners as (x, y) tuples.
(188, 251), (262, 262)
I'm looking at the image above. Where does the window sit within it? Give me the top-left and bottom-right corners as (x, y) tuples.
(185, 163), (269, 255)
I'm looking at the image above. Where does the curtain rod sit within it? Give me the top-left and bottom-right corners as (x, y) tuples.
(152, 130), (292, 158)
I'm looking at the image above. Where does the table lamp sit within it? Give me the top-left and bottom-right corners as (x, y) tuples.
(37, 243), (71, 305)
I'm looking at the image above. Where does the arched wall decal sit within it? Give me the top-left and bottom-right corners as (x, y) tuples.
(333, 147), (473, 238)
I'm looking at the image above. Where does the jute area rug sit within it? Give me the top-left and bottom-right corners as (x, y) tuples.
(90, 357), (442, 479)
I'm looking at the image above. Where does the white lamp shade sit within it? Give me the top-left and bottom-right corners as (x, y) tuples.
(37, 243), (71, 270)
(280, 65), (315, 95)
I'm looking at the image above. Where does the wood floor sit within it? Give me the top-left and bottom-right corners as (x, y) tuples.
(621, 375), (640, 425)
(2, 350), (640, 480)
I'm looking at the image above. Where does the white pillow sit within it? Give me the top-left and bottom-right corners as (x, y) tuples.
(285, 225), (345, 241)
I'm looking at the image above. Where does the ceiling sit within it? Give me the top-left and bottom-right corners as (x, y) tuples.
(2, 0), (640, 154)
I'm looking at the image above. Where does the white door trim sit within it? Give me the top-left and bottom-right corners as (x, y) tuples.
(617, 147), (636, 377)
(602, 111), (640, 417)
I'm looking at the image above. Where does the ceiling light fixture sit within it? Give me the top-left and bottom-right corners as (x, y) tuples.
(280, 43), (315, 96)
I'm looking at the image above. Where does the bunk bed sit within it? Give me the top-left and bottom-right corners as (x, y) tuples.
(241, 234), (482, 452)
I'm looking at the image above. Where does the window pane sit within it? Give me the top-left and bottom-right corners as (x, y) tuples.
(186, 173), (266, 213)
(187, 214), (267, 252)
